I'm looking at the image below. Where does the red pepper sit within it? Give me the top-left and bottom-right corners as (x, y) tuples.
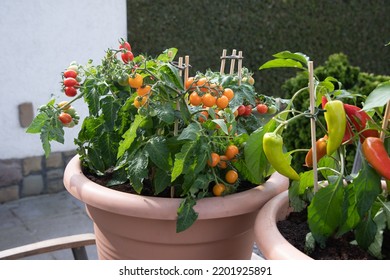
(343, 104), (379, 142)
(322, 97), (378, 143)
(362, 137), (390, 180)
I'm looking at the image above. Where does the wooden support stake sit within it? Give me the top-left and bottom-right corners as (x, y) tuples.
(229, 49), (237, 75)
(308, 61), (319, 192)
(237, 51), (243, 86)
(220, 49), (227, 74)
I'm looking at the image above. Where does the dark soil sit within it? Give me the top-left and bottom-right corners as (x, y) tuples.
(277, 210), (389, 260)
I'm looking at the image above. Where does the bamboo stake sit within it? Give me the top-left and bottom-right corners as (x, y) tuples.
(380, 100), (390, 141)
(229, 49), (237, 75)
(220, 49), (227, 74)
(308, 61), (319, 192)
(237, 51), (243, 86)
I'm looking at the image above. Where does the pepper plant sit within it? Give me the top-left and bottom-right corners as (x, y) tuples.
(27, 39), (281, 232)
(260, 51), (390, 259)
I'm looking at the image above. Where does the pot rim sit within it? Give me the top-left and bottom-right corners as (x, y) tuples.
(63, 155), (289, 220)
(254, 190), (313, 260)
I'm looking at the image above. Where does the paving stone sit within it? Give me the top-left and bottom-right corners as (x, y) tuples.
(0, 185), (19, 203)
(0, 159), (22, 187)
(22, 156), (43, 176)
(45, 152), (63, 169)
(22, 175), (44, 197)
(47, 179), (65, 193)
(63, 150), (77, 165)
(46, 169), (64, 180)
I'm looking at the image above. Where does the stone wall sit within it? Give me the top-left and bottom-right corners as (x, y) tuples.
(0, 151), (76, 203)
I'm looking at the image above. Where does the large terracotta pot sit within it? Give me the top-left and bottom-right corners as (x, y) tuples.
(63, 155), (289, 260)
(254, 190), (313, 260)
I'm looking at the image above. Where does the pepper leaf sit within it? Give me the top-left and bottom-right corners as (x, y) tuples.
(362, 81), (390, 111)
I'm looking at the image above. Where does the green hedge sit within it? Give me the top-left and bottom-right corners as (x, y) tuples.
(127, 0), (390, 96)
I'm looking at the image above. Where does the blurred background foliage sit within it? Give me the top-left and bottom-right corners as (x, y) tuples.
(127, 0), (390, 173)
(127, 0), (390, 97)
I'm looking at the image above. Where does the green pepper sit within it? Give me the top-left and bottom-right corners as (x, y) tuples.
(324, 100), (346, 156)
(263, 132), (300, 181)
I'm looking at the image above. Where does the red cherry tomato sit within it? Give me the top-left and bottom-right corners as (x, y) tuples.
(63, 69), (78, 79)
(63, 77), (79, 87)
(58, 112), (72, 124)
(119, 41), (131, 51)
(244, 105), (252, 116)
(121, 51), (134, 64)
(237, 105), (246, 116)
(65, 87), (77, 97)
(256, 104), (268, 114)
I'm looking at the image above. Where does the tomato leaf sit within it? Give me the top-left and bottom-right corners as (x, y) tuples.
(117, 114), (145, 158)
(101, 95), (121, 130)
(154, 102), (175, 124)
(26, 112), (48, 134)
(307, 179), (344, 246)
(171, 140), (197, 182)
(145, 136), (171, 171)
(178, 123), (201, 141)
(176, 197), (198, 233)
(363, 81), (390, 111)
(127, 148), (149, 194)
(153, 168), (171, 195)
(157, 48), (178, 62)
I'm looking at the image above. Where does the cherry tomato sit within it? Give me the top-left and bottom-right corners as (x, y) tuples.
(218, 155), (228, 169)
(216, 95), (229, 109)
(198, 111), (209, 123)
(223, 88), (234, 101)
(237, 105), (246, 116)
(207, 152), (220, 167)
(58, 112), (72, 124)
(225, 145), (239, 160)
(256, 104), (268, 114)
(189, 92), (202, 106)
(225, 170), (238, 184)
(136, 85), (151, 96)
(64, 87), (77, 97)
(128, 73), (143, 88)
(243, 105), (252, 116)
(133, 96), (147, 108)
(64, 69), (78, 79)
(121, 51), (134, 64)
(63, 77), (79, 87)
(185, 77), (195, 90)
(119, 41), (131, 51)
(212, 183), (226, 196)
(202, 93), (216, 107)
(58, 101), (71, 110)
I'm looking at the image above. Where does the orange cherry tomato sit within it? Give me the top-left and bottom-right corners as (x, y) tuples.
(202, 93), (216, 107)
(207, 152), (220, 167)
(128, 73), (143, 88)
(137, 85), (151, 96)
(189, 92), (202, 106)
(223, 88), (234, 101)
(212, 183), (226, 196)
(225, 170), (238, 184)
(225, 145), (239, 160)
(216, 95), (229, 109)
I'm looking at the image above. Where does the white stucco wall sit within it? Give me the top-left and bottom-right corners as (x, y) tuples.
(0, 0), (127, 159)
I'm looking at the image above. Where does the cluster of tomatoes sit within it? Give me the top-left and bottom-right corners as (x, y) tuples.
(206, 144), (240, 196)
(119, 41), (134, 64)
(58, 63), (81, 126)
(127, 73), (152, 108)
(62, 63), (80, 97)
(236, 102), (274, 117)
(57, 101), (79, 127)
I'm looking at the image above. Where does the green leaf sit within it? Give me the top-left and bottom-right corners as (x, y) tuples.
(145, 136), (171, 171)
(153, 168), (171, 195)
(40, 129), (51, 158)
(354, 160), (382, 218)
(154, 102), (175, 124)
(176, 197), (198, 233)
(259, 58), (306, 70)
(157, 48), (178, 62)
(159, 63), (183, 90)
(171, 141), (197, 182)
(288, 182), (307, 213)
(26, 112), (48, 133)
(98, 132), (118, 169)
(363, 81), (390, 111)
(307, 179), (344, 245)
(83, 87), (100, 116)
(382, 201), (390, 228)
(127, 149), (149, 194)
(212, 119), (228, 134)
(101, 95), (120, 130)
(273, 51), (309, 66)
(117, 114), (144, 158)
(296, 170), (314, 195)
(355, 215), (377, 250)
(367, 209), (387, 259)
(178, 123), (201, 141)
